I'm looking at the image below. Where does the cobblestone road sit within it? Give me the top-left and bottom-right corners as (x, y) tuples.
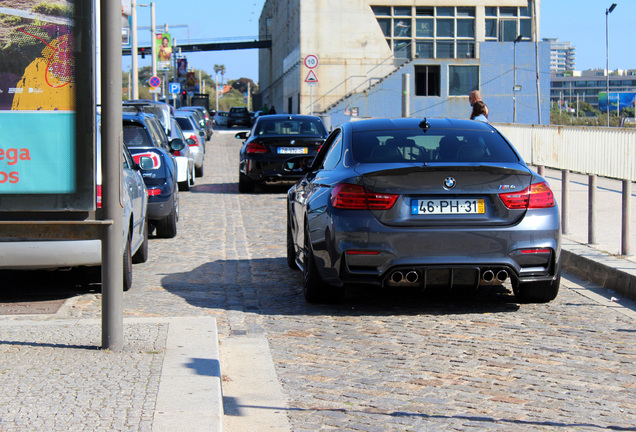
(21, 130), (636, 431)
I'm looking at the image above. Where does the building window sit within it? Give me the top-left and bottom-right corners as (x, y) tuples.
(484, 4), (533, 42)
(449, 65), (479, 96)
(415, 65), (441, 96)
(374, 6), (476, 59)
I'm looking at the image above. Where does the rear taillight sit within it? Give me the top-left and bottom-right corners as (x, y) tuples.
(499, 182), (555, 209)
(330, 183), (398, 210)
(173, 150), (182, 157)
(246, 141), (267, 154)
(147, 187), (162, 197)
(96, 185), (102, 208)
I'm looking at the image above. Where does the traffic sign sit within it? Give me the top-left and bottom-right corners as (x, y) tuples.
(169, 82), (181, 94)
(149, 76), (161, 88)
(304, 55), (319, 69)
(305, 70), (318, 83)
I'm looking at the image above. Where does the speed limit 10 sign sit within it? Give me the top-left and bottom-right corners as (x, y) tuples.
(304, 55), (318, 69)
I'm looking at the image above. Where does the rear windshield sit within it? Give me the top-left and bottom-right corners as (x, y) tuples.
(175, 117), (194, 131)
(123, 125), (152, 148)
(352, 129), (520, 164)
(254, 119), (326, 137)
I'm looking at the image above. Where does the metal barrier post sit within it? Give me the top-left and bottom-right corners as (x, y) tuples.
(622, 180), (632, 256)
(588, 174), (597, 245)
(561, 170), (569, 234)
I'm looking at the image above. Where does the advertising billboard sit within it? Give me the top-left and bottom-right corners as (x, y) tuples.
(156, 32), (172, 71)
(0, 1), (94, 211)
(598, 92), (636, 113)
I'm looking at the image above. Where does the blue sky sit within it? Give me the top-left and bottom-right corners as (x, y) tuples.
(130, 1), (636, 83)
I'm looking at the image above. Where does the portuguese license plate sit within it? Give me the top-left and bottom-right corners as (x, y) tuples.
(277, 147), (308, 154)
(411, 198), (485, 215)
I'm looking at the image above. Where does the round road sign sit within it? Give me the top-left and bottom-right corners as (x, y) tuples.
(304, 55), (319, 69)
(149, 76), (161, 88)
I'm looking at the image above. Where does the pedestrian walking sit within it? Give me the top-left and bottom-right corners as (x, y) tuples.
(469, 90), (488, 118)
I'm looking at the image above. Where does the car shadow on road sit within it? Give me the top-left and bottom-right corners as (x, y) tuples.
(191, 183), (291, 195)
(159, 257), (521, 317)
(0, 269), (100, 315)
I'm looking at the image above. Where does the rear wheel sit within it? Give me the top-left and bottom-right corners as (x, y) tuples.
(238, 173), (255, 193)
(132, 217), (149, 264)
(189, 166), (196, 186)
(195, 163), (204, 178)
(123, 233), (133, 291)
(286, 215), (298, 270)
(513, 272), (560, 304)
(302, 225), (342, 303)
(156, 192), (178, 238)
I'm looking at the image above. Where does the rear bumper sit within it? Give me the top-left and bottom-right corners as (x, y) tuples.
(310, 207), (561, 288)
(175, 156), (189, 182)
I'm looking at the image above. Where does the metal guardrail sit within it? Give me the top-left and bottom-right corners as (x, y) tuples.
(494, 123), (634, 256)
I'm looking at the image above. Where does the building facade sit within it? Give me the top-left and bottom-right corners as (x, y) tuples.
(258, 0), (549, 125)
(544, 38), (576, 72)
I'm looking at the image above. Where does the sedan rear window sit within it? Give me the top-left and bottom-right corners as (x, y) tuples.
(123, 125), (153, 147)
(254, 119), (326, 136)
(175, 117), (195, 131)
(352, 129), (520, 164)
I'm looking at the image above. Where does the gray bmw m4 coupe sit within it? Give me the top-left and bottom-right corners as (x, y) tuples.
(286, 117), (561, 304)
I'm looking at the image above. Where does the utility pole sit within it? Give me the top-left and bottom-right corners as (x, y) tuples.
(101, 0), (124, 351)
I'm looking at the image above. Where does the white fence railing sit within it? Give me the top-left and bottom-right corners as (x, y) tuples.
(493, 123), (634, 256)
(493, 123), (636, 182)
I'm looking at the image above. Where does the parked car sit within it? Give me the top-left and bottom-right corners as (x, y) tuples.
(214, 111), (229, 127)
(168, 116), (195, 191)
(124, 99), (174, 137)
(285, 117), (561, 304)
(0, 115), (150, 291)
(227, 106), (252, 128)
(235, 114), (328, 193)
(123, 112), (183, 239)
(179, 106), (213, 140)
(174, 111), (206, 177)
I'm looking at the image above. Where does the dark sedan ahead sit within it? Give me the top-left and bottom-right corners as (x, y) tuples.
(236, 114), (328, 193)
(286, 117), (561, 304)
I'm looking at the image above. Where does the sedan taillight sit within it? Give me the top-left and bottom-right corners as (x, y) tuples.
(331, 183), (398, 210)
(96, 185), (102, 208)
(246, 141), (267, 154)
(499, 182), (555, 209)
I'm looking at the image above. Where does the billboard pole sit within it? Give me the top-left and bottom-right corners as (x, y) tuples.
(150, 2), (157, 101)
(101, 0), (124, 350)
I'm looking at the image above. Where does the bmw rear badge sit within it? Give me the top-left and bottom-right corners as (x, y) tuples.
(443, 177), (456, 190)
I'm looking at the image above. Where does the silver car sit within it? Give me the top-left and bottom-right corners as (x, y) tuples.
(0, 117), (150, 291)
(174, 112), (206, 178)
(286, 118), (561, 304)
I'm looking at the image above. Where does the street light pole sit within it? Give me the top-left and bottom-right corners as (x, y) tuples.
(513, 35), (523, 123)
(606, 3), (617, 127)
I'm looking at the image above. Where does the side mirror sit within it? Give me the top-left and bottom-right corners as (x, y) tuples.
(235, 131), (249, 140)
(186, 138), (195, 146)
(138, 156), (154, 170)
(170, 138), (185, 152)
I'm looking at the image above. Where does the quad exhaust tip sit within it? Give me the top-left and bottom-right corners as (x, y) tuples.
(482, 269), (509, 283)
(389, 270), (419, 285)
